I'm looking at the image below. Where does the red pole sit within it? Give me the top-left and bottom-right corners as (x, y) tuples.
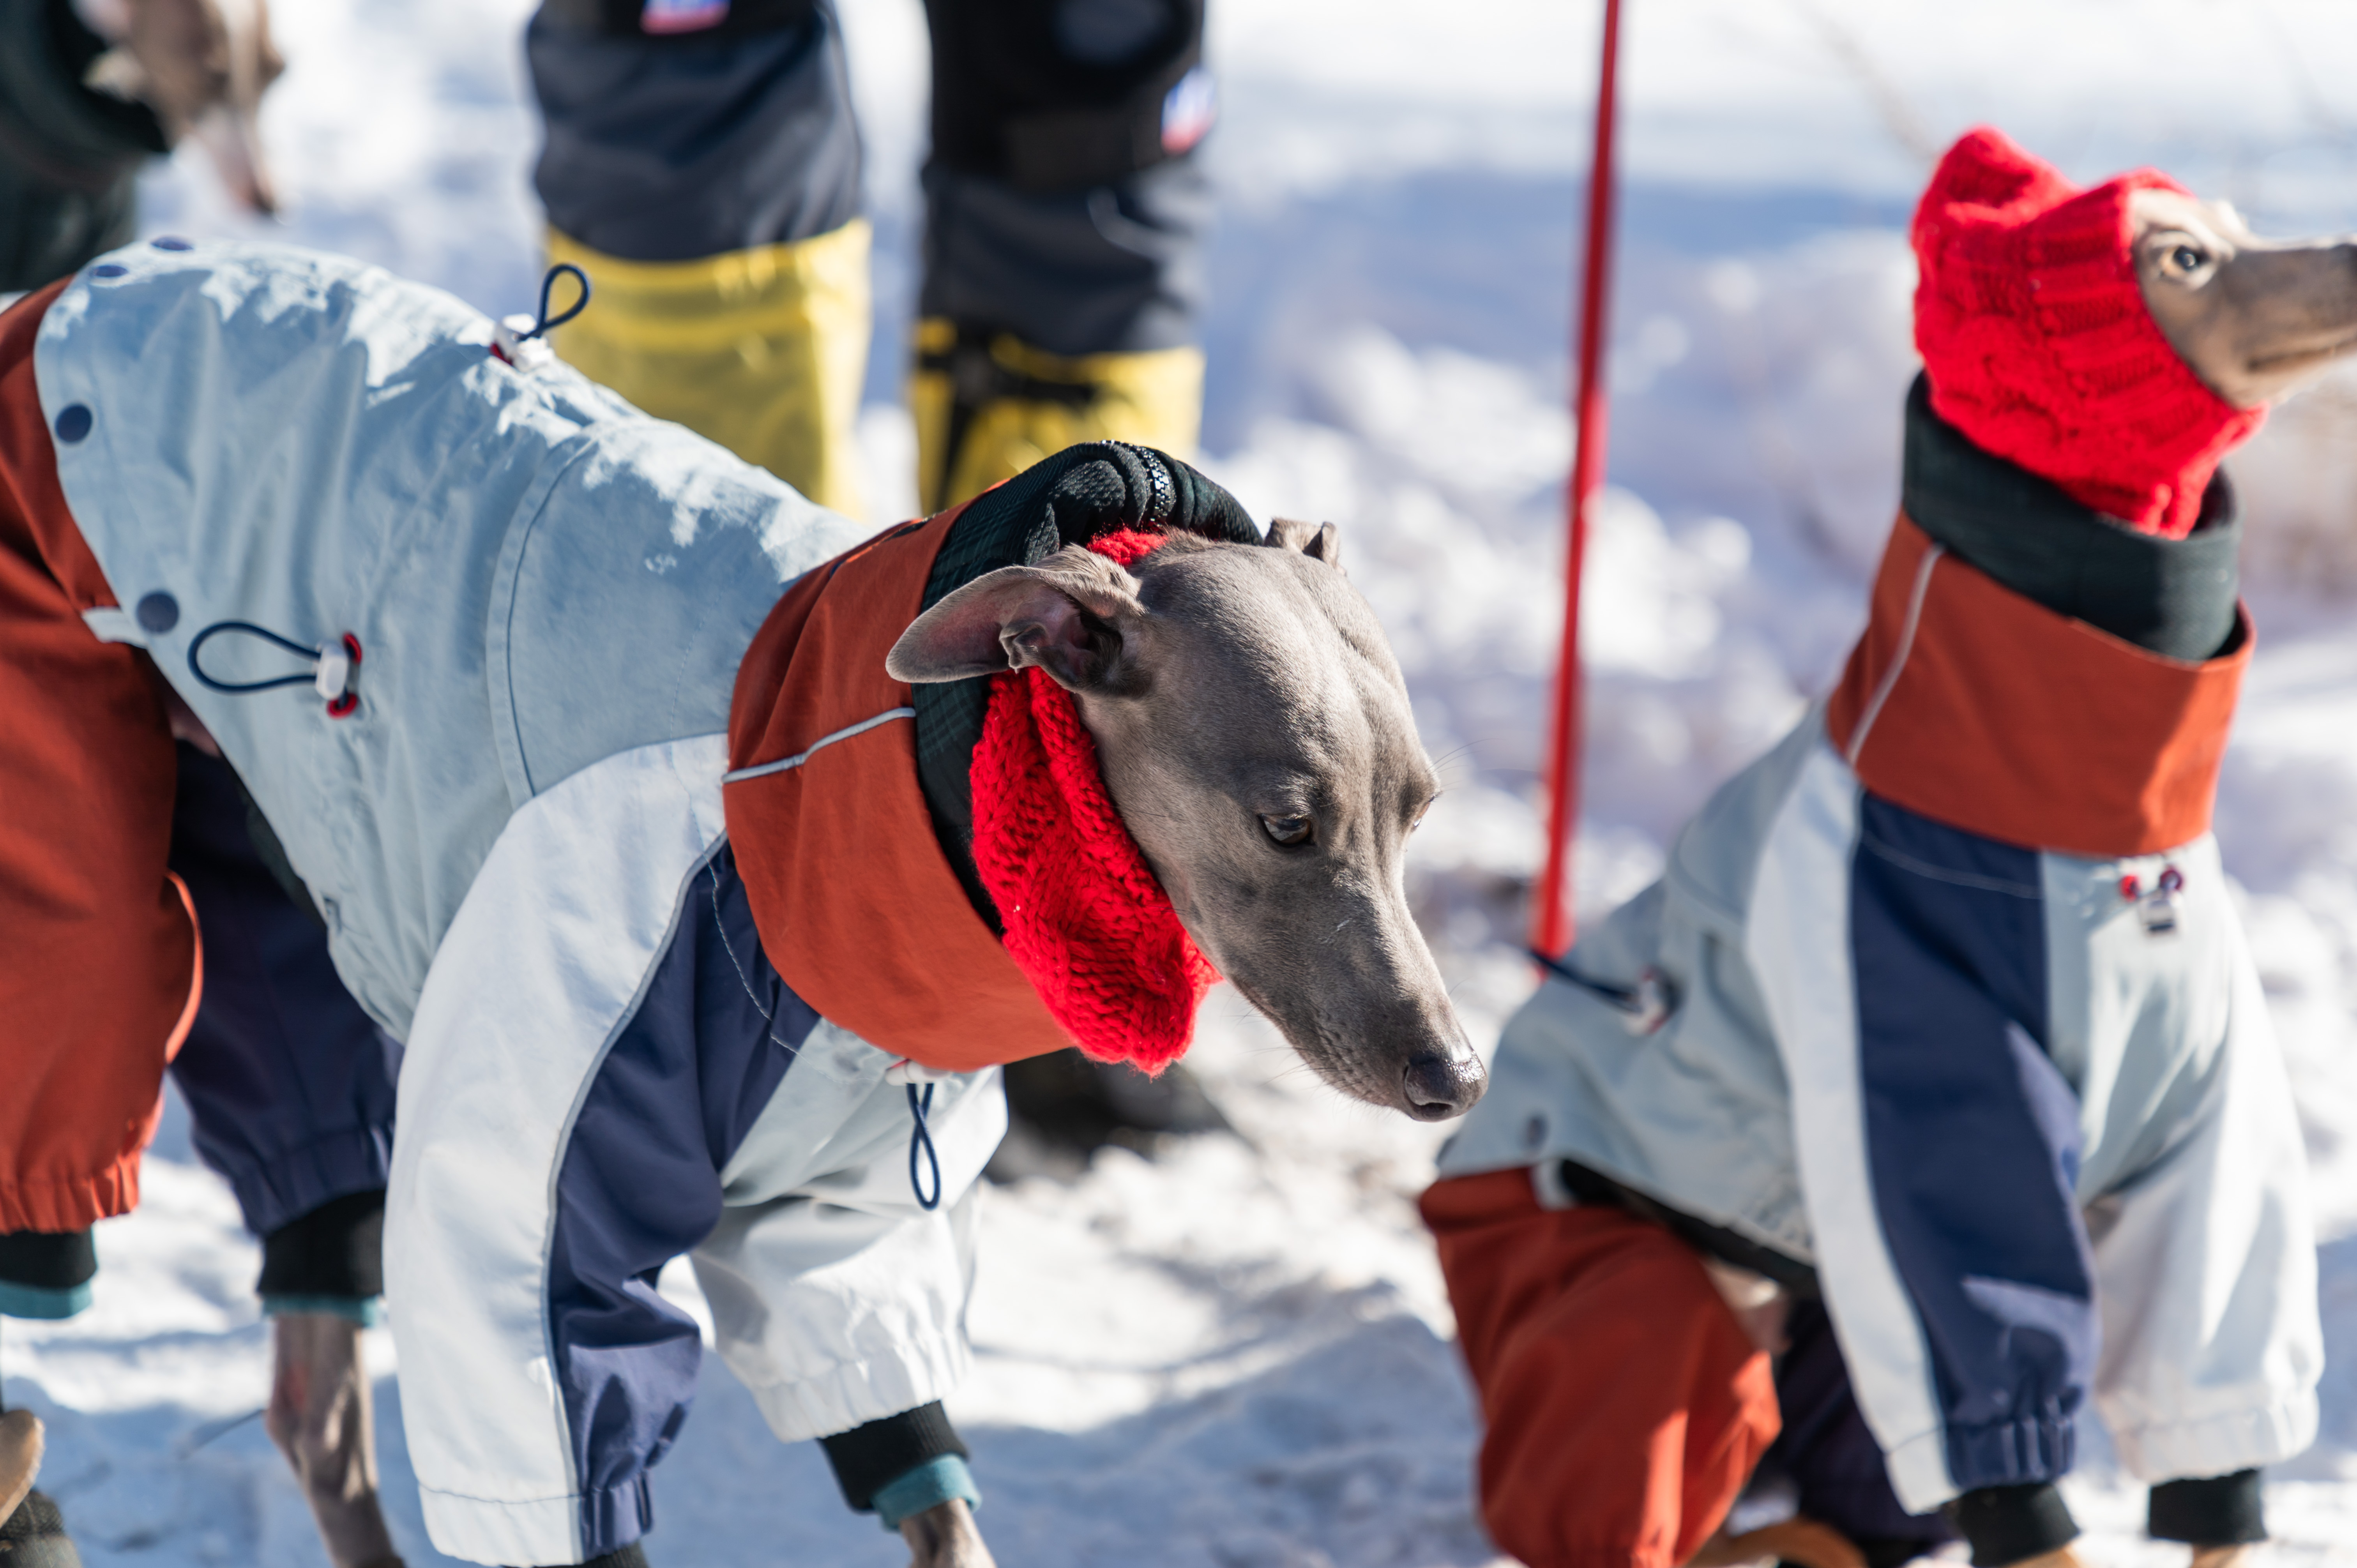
(1530, 0), (1626, 961)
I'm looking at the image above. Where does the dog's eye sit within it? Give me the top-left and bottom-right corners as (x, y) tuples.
(1260, 814), (1313, 846)
(2171, 244), (2208, 273)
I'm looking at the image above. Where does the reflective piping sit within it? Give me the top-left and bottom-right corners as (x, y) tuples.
(1844, 543), (1945, 768)
(722, 707), (916, 785)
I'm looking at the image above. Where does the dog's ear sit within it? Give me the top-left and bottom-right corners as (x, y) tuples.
(887, 547), (1145, 691)
(1267, 516), (1343, 573)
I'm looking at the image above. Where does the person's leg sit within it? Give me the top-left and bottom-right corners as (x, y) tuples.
(1421, 1168), (1779, 1568)
(164, 742), (403, 1567)
(915, 0), (1220, 1157)
(911, 0), (1212, 513)
(527, 0), (871, 517)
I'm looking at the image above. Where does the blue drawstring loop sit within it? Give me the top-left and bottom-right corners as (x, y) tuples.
(491, 264), (591, 369)
(187, 620), (321, 692)
(524, 263), (590, 340)
(188, 620), (363, 716)
(907, 1083), (942, 1211)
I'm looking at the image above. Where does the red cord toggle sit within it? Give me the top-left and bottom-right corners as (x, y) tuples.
(319, 632), (362, 718)
(2119, 873), (2141, 901)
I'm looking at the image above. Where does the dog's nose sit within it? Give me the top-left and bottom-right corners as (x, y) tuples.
(1401, 1051), (1486, 1121)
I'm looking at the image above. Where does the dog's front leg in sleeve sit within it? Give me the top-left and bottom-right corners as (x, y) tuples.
(385, 741), (792, 1567)
(690, 1027), (1008, 1531)
(2084, 918), (2318, 1550)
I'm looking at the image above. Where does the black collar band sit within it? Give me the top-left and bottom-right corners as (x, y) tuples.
(1902, 373), (2242, 663)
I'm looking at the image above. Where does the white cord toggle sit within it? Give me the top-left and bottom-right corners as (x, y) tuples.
(1621, 968), (1675, 1037)
(313, 641), (353, 701)
(491, 314), (557, 372)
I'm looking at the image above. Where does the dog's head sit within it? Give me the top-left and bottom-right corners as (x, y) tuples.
(1912, 126), (2357, 532)
(888, 523), (1484, 1121)
(2131, 188), (2357, 409)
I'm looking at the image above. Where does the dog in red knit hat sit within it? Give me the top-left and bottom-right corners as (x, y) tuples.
(1916, 125), (2357, 533)
(1420, 125), (2357, 1568)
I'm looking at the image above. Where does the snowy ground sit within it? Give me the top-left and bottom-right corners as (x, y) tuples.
(18, 0), (2357, 1562)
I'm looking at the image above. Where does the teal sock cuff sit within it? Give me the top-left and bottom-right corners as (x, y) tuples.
(261, 1293), (382, 1327)
(872, 1454), (981, 1533)
(0, 1279), (91, 1320)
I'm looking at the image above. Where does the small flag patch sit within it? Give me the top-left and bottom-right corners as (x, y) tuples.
(1161, 66), (1216, 155)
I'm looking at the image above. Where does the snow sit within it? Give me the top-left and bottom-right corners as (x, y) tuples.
(19, 0), (2357, 1561)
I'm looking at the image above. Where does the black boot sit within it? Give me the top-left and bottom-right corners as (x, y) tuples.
(0, 1491), (82, 1566)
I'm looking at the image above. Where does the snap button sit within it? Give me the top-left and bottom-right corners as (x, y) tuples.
(151, 237), (192, 251)
(90, 264), (127, 279)
(53, 405), (91, 443)
(135, 592), (180, 634)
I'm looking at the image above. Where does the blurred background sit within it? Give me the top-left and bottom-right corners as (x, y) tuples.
(18, 0), (2357, 1561)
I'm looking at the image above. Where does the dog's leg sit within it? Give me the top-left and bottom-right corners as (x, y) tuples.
(2189, 1551), (2251, 1568)
(899, 1498), (997, 1568)
(0, 1408), (39, 1525)
(0, 1318), (42, 1527)
(266, 1313), (403, 1568)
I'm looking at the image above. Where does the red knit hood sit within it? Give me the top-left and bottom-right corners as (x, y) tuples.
(968, 529), (1217, 1073)
(1911, 126), (2263, 537)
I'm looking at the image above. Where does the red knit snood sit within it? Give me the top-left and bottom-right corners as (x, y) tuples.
(968, 529), (1217, 1072)
(1912, 126), (2264, 537)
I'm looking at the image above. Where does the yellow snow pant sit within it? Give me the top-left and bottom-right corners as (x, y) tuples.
(546, 220), (872, 520)
(909, 318), (1204, 513)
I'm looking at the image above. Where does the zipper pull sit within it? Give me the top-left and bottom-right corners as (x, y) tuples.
(2122, 865), (2183, 936)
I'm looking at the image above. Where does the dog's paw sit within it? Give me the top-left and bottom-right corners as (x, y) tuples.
(2190, 1548), (2255, 1568)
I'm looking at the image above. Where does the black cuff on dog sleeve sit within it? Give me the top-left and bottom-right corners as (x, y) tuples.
(1857, 1539), (1947, 1568)
(2149, 1470), (2265, 1545)
(1950, 1482), (2080, 1566)
(576, 1547), (648, 1568)
(820, 1402), (969, 1513)
(0, 1229), (95, 1292)
(257, 1190), (385, 1300)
